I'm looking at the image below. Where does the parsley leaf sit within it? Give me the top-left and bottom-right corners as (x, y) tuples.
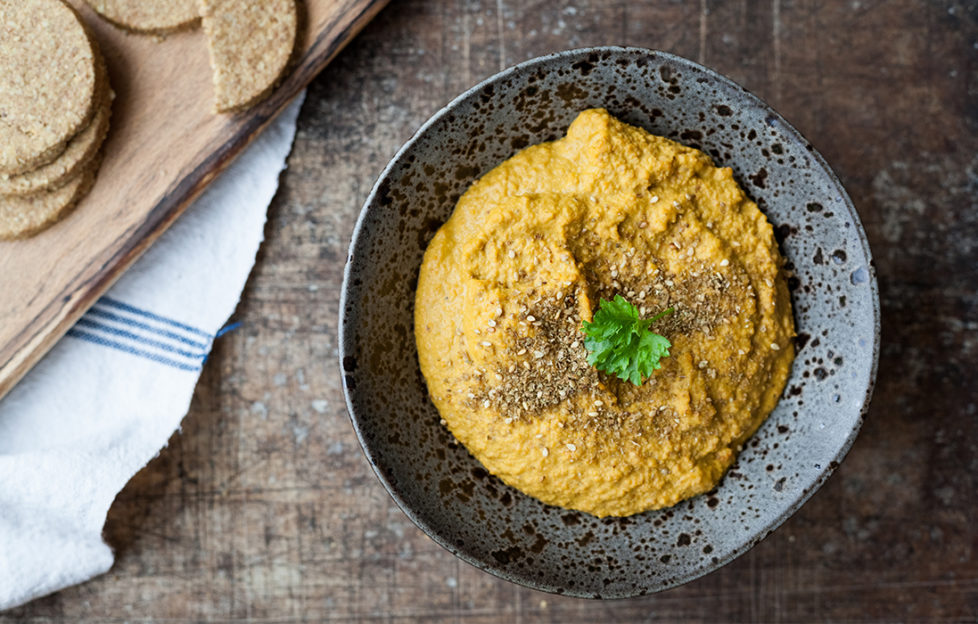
(580, 295), (673, 386)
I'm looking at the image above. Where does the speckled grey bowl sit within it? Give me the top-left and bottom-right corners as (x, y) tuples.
(339, 47), (879, 598)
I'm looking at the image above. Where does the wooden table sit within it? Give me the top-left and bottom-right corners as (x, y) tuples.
(4, 0), (976, 621)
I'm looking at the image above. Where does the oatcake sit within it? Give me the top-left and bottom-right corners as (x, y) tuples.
(0, 55), (112, 197)
(0, 0), (98, 176)
(200, 0), (298, 112)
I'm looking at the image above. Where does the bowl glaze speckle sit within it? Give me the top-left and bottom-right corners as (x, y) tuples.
(339, 47), (880, 598)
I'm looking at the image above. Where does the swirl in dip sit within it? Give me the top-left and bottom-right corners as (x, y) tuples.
(415, 109), (794, 517)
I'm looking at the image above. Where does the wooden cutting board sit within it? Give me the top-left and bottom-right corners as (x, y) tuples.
(0, 0), (387, 399)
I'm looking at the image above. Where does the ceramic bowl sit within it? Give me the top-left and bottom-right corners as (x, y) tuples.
(339, 47), (879, 598)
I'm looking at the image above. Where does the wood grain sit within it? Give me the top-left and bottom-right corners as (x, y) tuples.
(0, 0), (389, 401)
(2, 0), (977, 621)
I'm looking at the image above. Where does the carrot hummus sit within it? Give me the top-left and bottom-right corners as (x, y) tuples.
(415, 109), (794, 517)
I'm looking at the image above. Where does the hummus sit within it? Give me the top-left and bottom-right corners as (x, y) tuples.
(415, 109), (795, 517)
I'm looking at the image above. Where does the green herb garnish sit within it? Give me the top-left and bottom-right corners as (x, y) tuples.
(581, 295), (674, 386)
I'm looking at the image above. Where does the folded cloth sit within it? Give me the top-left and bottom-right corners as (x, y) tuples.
(0, 93), (305, 610)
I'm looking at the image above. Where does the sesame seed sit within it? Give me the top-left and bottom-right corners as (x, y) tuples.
(535, 433), (543, 439)
(517, 348), (527, 355)
(651, 195), (659, 202)
(771, 342), (781, 350)
(440, 418), (447, 425)
(483, 400), (491, 408)
(541, 447), (549, 457)
(526, 315), (536, 322)
(481, 341), (492, 347)
(533, 350), (546, 359)
(566, 443), (577, 451)
(488, 319), (497, 327)
(594, 400), (604, 407)
(508, 250), (516, 259)
(720, 259), (730, 267)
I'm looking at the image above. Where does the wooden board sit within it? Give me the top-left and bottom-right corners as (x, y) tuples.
(0, 0), (388, 400)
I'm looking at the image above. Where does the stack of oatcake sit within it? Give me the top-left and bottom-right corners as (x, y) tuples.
(0, 0), (112, 240)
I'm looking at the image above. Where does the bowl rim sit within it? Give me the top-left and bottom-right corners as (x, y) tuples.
(339, 45), (881, 598)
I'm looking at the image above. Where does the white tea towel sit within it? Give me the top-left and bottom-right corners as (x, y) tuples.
(0, 93), (306, 610)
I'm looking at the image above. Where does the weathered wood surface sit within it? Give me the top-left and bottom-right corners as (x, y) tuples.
(4, 0), (977, 621)
(0, 0), (389, 402)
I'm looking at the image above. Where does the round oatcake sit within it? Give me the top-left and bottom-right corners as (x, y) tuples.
(84, 0), (200, 34)
(0, 0), (98, 176)
(0, 56), (112, 197)
(200, 0), (298, 113)
(0, 154), (101, 240)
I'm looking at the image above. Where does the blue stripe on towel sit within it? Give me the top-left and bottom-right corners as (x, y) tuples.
(74, 318), (208, 360)
(97, 296), (213, 339)
(66, 329), (202, 372)
(215, 321), (241, 338)
(85, 308), (210, 350)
